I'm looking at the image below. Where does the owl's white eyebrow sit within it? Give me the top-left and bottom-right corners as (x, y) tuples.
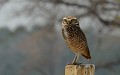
(72, 18), (77, 20)
(63, 17), (67, 20)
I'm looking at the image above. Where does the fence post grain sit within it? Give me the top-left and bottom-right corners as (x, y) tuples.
(65, 64), (95, 75)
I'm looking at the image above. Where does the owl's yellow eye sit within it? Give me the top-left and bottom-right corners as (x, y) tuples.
(71, 19), (78, 24)
(62, 19), (68, 24)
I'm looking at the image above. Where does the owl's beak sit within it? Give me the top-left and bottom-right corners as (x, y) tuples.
(68, 19), (71, 24)
(68, 20), (72, 24)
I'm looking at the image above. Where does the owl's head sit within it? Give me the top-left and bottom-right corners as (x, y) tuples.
(62, 16), (79, 26)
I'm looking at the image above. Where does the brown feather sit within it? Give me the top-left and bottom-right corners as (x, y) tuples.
(62, 16), (91, 63)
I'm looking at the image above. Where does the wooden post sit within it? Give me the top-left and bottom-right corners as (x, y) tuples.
(65, 64), (95, 75)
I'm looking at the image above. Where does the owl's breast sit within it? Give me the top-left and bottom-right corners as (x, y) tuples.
(62, 26), (87, 53)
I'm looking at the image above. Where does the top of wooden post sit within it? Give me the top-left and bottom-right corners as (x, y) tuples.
(65, 64), (95, 75)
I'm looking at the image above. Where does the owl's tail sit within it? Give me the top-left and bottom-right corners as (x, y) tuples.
(81, 48), (91, 59)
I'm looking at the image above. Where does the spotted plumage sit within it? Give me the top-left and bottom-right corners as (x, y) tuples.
(62, 16), (91, 64)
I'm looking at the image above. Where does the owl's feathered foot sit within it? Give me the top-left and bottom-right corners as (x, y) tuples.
(67, 62), (82, 65)
(67, 54), (82, 65)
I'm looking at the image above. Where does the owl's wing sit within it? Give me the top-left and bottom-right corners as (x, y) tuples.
(78, 29), (91, 59)
(62, 28), (67, 41)
(78, 29), (88, 44)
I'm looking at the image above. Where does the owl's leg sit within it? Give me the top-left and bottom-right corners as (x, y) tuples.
(72, 54), (80, 65)
(75, 54), (80, 63)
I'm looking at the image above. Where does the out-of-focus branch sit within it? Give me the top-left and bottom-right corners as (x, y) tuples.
(95, 12), (120, 27)
(41, 0), (90, 9)
(102, 7), (120, 11)
(37, 0), (120, 27)
(77, 11), (92, 18)
(0, 0), (9, 8)
(89, 0), (120, 5)
(58, 1), (90, 9)
(88, 0), (120, 27)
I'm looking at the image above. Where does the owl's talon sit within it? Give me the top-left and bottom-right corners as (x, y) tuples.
(67, 62), (82, 65)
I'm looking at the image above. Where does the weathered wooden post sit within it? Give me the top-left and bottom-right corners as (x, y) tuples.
(65, 64), (95, 75)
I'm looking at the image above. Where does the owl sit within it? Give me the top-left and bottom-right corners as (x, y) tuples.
(62, 16), (91, 64)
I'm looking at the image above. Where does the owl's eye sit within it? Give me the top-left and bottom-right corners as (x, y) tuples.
(71, 19), (78, 24)
(62, 19), (68, 24)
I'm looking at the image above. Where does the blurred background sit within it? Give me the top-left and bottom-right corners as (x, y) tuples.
(0, 0), (120, 75)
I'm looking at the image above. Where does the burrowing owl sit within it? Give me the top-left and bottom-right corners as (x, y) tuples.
(62, 16), (91, 64)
